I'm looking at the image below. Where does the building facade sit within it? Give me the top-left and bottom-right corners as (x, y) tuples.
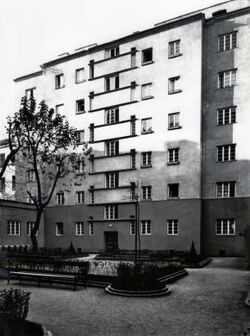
(2, 0), (249, 256)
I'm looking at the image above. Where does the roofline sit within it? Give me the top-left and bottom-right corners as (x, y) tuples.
(13, 70), (43, 83)
(41, 13), (204, 68)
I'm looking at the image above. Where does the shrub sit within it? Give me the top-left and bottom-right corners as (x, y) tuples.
(113, 263), (164, 291)
(0, 288), (31, 320)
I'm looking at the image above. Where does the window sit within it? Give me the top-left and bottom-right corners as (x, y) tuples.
(105, 75), (119, 91)
(105, 108), (119, 124)
(141, 152), (152, 167)
(56, 192), (65, 205)
(216, 219), (235, 235)
(75, 222), (84, 236)
(76, 130), (85, 144)
(217, 144), (236, 162)
(55, 104), (64, 116)
(216, 181), (235, 198)
(89, 188), (95, 204)
(141, 118), (152, 134)
(0, 178), (5, 192)
(0, 154), (5, 167)
(130, 222), (135, 235)
(168, 76), (181, 94)
(168, 40), (181, 58)
(218, 69), (236, 89)
(104, 204), (118, 220)
(141, 83), (153, 100)
(168, 183), (179, 198)
(142, 48), (153, 65)
(26, 169), (35, 183)
(217, 106), (236, 125)
(89, 61), (94, 79)
(168, 113), (180, 129)
(105, 46), (120, 59)
(167, 219), (179, 235)
(131, 151), (136, 168)
(105, 172), (119, 188)
(76, 191), (85, 204)
(76, 99), (85, 114)
(105, 140), (119, 156)
(142, 186), (152, 200)
(25, 87), (36, 99)
(12, 176), (16, 191)
(141, 220), (151, 235)
(168, 148), (179, 164)
(218, 31), (237, 52)
(56, 222), (64, 236)
(76, 159), (85, 174)
(26, 222), (38, 236)
(89, 222), (94, 235)
(75, 68), (85, 84)
(55, 74), (64, 89)
(7, 220), (20, 236)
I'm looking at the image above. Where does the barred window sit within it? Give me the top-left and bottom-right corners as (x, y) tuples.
(217, 144), (236, 162)
(167, 220), (179, 235)
(216, 181), (235, 198)
(217, 106), (236, 125)
(218, 69), (236, 89)
(218, 32), (237, 52)
(216, 219), (235, 235)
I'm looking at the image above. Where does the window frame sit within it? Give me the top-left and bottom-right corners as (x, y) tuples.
(55, 74), (65, 90)
(26, 221), (38, 236)
(140, 220), (151, 235)
(217, 106), (236, 126)
(216, 218), (236, 235)
(105, 108), (119, 124)
(168, 76), (181, 94)
(218, 31), (237, 52)
(141, 83), (153, 100)
(141, 118), (153, 134)
(89, 222), (94, 236)
(56, 222), (64, 236)
(217, 69), (237, 89)
(75, 221), (84, 236)
(75, 68), (85, 84)
(105, 140), (119, 156)
(168, 112), (180, 130)
(56, 192), (65, 205)
(141, 186), (152, 200)
(141, 152), (152, 168)
(7, 220), (21, 236)
(168, 148), (179, 165)
(105, 46), (120, 59)
(168, 40), (181, 58)
(76, 99), (85, 114)
(104, 204), (118, 220)
(76, 130), (85, 145)
(217, 144), (236, 162)
(167, 219), (179, 235)
(216, 181), (236, 198)
(141, 48), (153, 65)
(76, 191), (85, 204)
(168, 183), (179, 199)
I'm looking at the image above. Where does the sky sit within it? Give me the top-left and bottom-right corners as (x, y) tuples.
(0, 0), (229, 136)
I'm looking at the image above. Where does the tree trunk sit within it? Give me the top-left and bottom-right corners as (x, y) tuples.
(30, 208), (43, 253)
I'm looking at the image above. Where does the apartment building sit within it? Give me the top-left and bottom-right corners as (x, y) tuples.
(2, 0), (249, 256)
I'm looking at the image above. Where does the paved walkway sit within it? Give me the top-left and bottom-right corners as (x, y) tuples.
(1, 258), (249, 336)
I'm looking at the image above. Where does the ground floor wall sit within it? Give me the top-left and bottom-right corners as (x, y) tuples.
(202, 198), (250, 257)
(44, 199), (201, 253)
(0, 200), (44, 248)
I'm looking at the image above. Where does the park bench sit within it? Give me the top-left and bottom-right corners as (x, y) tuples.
(7, 270), (86, 291)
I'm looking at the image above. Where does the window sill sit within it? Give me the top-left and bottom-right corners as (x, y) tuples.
(142, 61), (154, 66)
(141, 165), (152, 169)
(75, 80), (87, 84)
(168, 53), (183, 59)
(167, 162), (180, 166)
(141, 131), (154, 135)
(216, 122), (237, 126)
(75, 172), (85, 176)
(56, 234), (64, 237)
(216, 160), (237, 163)
(76, 111), (86, 115)
(168, 126), (182, 130)
(168, 89), (182, 95)
(218, 47), (237, 54)
(141, 199), (152, 201)
(217, 85), (237, 90)
(55, 85), (65, 90)
(168, 197), (180, 200)
(141, 96), (154, 101)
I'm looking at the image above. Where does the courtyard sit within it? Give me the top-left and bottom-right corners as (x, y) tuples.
(0, 257), (249, 336)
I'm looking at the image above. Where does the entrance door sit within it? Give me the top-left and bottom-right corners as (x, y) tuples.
(104, 231), (118, 252)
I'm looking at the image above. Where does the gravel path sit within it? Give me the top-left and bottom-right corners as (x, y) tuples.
(1, 258), (249, 336)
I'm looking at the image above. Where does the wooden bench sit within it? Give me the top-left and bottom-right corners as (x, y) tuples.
(7, 271), (86, 291)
